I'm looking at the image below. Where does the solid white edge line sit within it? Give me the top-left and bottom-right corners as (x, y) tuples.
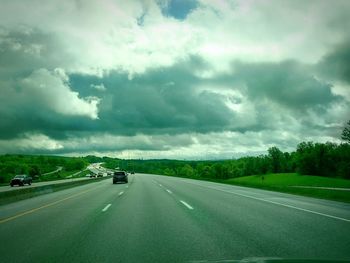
(119, 191), (124, 196)
(183, 181), (350, 223)
(102, 204), (112, 212)
(180, 200), (194, 210)
(166, 189), (172, 194)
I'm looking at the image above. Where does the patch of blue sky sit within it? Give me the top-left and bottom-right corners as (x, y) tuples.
(159, 0), (198, 20)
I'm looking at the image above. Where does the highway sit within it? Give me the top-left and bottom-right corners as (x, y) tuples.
(0, 176), (91, 193)
(0, 163), (108, 193)
(0, 173), (349, 262)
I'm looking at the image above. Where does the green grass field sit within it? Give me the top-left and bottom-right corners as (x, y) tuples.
(228, 173), (350, 188)
(225, 173), (350, 203)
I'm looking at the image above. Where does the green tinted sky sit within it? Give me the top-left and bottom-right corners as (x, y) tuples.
(0, 0), (349, 159)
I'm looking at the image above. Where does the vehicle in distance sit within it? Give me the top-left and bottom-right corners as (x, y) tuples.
(130, 171), (135, 174)
(113, 171), (128, 184)
(89, 174), (96, 178)
(10, 175), (32, 187)
(97, 172), (103, 177)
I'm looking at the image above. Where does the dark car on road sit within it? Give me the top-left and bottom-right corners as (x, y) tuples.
(10, 175), (32, 187)
(113, 171), (128, 184)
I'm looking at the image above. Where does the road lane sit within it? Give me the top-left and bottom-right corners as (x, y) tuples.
(60, 173), (226, 263)
(0, 174), (132, 222)
(0, 173), (349, 262)
(41, 166), (63, 176)
(0, 163), (112, 193)
(0, 176), (92, 193)
(151, 175), (350, 259)
(175, 176), (350, 221)
(0, 175), (132, 262)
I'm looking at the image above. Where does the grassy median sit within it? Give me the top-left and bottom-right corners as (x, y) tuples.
(224, 173), (350, 203)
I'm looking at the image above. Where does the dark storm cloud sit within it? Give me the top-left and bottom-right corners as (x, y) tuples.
(0, 27), (71, 76)
(0, 89), (97, 140)
(2, 48), (347, 145)
(232, 60), (341, 110)
(57, 134), (195, 155)
(0, 24), (348, 156)
(67, 54), (348, 140)
(317, 41), (350, 84)
(0, 28), (98, 140)
(0, 52), (240, 140)
(219, 58), (349, 138)
(69, 56), (237, 136)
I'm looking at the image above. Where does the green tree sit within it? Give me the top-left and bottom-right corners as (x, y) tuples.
(341, 120), (350, 143)
(296, 142), (316, 175)
(256, 155), (270, 174)
(211, 163), (227, 179)
(65, 159), (87, 171)
(197, 164), (211, 178)
(163, 168), (175, 176)
(29, 165), (41, 177)
(267, 146), (284, 173)
(180, 164), (194, 177)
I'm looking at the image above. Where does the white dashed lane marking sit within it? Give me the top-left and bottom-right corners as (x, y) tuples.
(180, 200), (194, 210)
(102, 204), (112, 212)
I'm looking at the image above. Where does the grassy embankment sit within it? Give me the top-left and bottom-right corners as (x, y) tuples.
(224, 173), (350, 203)
(38, 169), (90, 181)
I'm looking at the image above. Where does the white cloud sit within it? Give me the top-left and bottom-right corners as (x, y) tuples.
(0, 0), (349, 76)
(0, 133), (63, 153)
(20, 68), (100, 119)
(330, 82), (350, 101)
(91, 83), (106, 91)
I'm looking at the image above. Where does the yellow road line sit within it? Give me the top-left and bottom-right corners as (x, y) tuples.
(0, 188), (95, 224)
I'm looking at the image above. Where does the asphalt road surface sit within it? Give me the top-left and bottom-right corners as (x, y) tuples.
(0, 174), (349, 262)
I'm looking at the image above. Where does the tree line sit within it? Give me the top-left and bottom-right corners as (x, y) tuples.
(103, 141), (350, 180)
(2, 121), (350, 183)
(104, 122), (350, 180)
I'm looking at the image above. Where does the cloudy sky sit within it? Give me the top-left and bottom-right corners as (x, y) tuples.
(0, 0), (349, 159)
